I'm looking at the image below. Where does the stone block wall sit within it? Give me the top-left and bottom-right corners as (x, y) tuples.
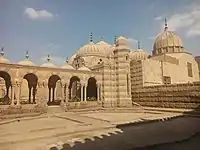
(131, 82), (200, 109)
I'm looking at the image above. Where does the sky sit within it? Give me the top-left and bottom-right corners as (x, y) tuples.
(0, 0), (200, 65)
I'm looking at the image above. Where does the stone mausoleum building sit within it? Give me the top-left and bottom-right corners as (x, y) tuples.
(0, 20), (199, 113)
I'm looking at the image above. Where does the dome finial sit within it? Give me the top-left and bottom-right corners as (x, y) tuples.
(100, 36), (104, 41)
(0, 46), (4, 56)
(25, 50), (29, 60)
(114, 36), (117, 44)
(66, 57), (68, 63)
(47, 54), (50, 62)
(164, 18), (168, 31)
(90, 32), (93, 42)
(138, 41), (140, 49)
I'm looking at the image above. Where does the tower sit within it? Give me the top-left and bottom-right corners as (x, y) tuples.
(114, 36), (132, 107)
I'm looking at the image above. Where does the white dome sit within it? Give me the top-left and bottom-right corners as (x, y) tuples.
(116, 36), (129, 46)
(18, 59), (35, 66)
(130, 49), (148, 61)
(0, 56), (10, 64)
(41, 62), (56, 68)
(77, 42), (102, 57)
(78, 66), (91, 71)
(61, 63), (75, 70)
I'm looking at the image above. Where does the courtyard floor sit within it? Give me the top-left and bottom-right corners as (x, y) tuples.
(0, 108), (199, 150)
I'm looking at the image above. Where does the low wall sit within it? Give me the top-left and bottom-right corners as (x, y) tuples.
(131, 82), (200, 109)
(0, 104), (47, 115)
(62, 101), (103, 110)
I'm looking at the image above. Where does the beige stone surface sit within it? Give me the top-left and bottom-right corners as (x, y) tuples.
(0, 110), (183, 150)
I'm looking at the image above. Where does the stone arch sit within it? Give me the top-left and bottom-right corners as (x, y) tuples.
(68, 76), (81, 101)
(22, 73), (38, 104)
(86, 77), (97, 101)
(0, 71), (11, 105)
(48, 74), (61, 105)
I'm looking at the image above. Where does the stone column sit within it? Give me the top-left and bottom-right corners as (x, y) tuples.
(65, 84), (69, 103)
(84, 84), (87, 101)
(36, 82), (42, 104)
(81, 85), (83, 102)
(44, 82), (49, 104)
(11, 84), (15, 106)
(97, 84), (99, 101)
(61, 84), (65, 103)
(16, 82), (21, 106)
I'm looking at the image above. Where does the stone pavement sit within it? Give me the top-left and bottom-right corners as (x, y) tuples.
(0, 109), (198, 150)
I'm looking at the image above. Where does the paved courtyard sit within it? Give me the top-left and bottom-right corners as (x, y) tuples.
(0, 109), (199, 150)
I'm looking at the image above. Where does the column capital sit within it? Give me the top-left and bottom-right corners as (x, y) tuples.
(37, 81), (42, 87)
(11, 83), (16, 87)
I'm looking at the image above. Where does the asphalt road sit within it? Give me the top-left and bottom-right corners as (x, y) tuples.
(50, 116), (200, 150)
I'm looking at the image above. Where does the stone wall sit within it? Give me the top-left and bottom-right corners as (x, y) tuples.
(131, 82), (200, 109)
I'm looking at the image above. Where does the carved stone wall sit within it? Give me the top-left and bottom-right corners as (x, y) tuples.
(131, 82), (200, 109)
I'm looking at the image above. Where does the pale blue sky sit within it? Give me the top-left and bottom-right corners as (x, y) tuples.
(0, 0), (200, 65)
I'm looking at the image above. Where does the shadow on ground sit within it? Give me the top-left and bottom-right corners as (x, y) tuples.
(49, 106), (200, 150)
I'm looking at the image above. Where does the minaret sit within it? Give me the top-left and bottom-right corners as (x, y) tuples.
(114, 37), (132, 107)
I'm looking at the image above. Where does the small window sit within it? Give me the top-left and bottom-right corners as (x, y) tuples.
(163, 76), (171, 85)
(187, 62), (193, 77)
(126, 55), (128, 61)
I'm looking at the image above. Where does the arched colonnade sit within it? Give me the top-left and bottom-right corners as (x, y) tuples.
(0, 70), (101, 106)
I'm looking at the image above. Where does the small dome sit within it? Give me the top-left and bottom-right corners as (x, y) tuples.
(61, 63), (75, 70)
(153, 20), (184, 56)
(77, 42), (102, 57)
(41, 62), (56, 68)
(78, 66), (91, 71)
(41, 54), (56, 68)
(0, 48), (10, 64)
(68, 54), (77, 65)
(0, 56), (10, 64)
(130, 49), (148, 61)
(18, 51), (35, 66)
(116, 36), (129, 46)
(18, 59), (35, 66)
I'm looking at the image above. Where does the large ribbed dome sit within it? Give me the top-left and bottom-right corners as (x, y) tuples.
(77, 42), (103, 57)
(96, 40), (111, 56)
(152, 20), (184, 56)
(130, 49), (148, 61)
